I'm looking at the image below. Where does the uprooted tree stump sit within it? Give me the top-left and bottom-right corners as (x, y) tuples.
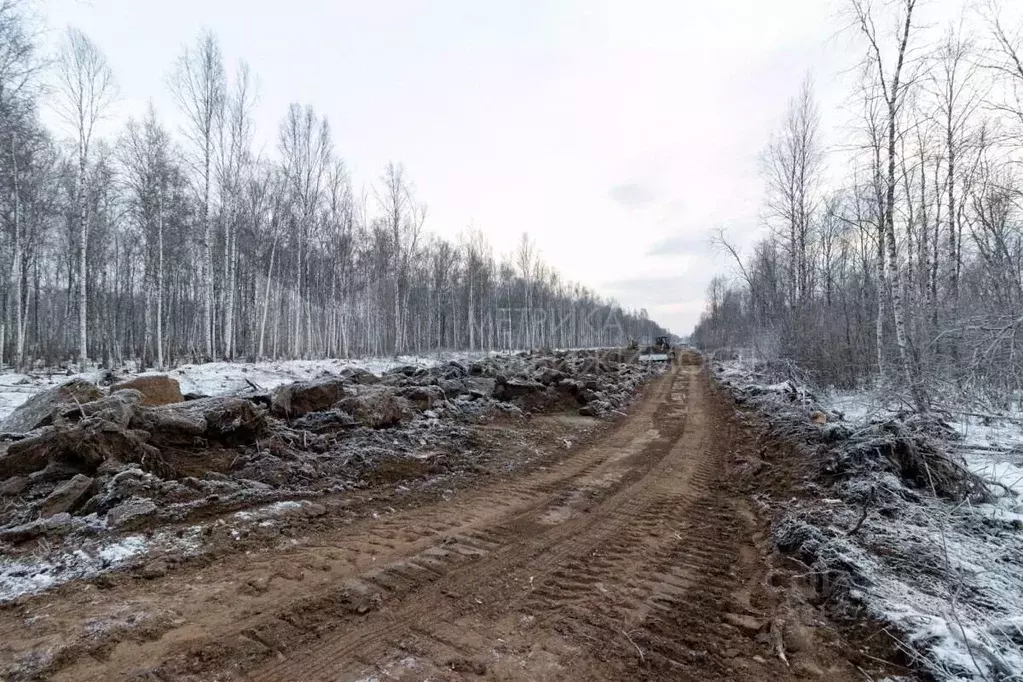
(132, 396), (267, 447)
(337, 388), (410, 428)
(0, 395), (268, 483)
(60, 389), (144, 427)
(0, 417), (172, 480)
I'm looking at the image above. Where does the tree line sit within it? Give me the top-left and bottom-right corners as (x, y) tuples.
(694, 0), (1023, 411)
(0, 1), (668, 370)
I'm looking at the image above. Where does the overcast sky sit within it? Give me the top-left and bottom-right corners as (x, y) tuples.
(37, 0), (939, 334)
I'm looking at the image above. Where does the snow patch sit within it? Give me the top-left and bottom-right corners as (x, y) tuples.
(0, 526), (203, 603)
(232, 499), (308, 522)
(165, 356), (440, 397)
(97, 536), (148, 564)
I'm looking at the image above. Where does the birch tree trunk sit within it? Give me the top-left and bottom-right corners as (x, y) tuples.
(225, 223), (237, 359)
(170, 31), (224, 360)
(203, 141), (214, 358)
(157, 189), (164, 369)
(293, 241), (302, 358)
(55, 29), (114, 370)
(258, 235), (277, 358)
(78, 140), (89, 367)
(855, 0), (927, 410)
(10, 132), (24, 369)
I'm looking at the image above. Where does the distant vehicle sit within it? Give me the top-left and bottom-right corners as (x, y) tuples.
(638, 335), (674, 363)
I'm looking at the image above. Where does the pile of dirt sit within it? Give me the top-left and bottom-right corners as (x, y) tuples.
(713, 359), (1023, 681)
(462, 347), (657, 417)
(0, 350), (664, 550)
(716, 360), (989, 501)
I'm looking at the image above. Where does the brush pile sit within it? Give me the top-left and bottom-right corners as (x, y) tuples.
(714, 358), (1023, 680)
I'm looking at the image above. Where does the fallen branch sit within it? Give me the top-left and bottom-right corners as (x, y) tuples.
(847, 485), (876, 536)
(620, 628), (645, 663)
(924, 458), (989, 682)
(982, 476), (1019, 498)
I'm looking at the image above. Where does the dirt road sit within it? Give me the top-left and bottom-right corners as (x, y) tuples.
(4, 358), (876, 681)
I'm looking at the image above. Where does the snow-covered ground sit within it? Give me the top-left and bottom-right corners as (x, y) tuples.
(161, 356), (441, 398)
(826, 390), (892, 424)
(0, 372), (49, 424)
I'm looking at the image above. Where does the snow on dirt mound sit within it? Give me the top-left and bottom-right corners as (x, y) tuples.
(0, 356), (445, 422)
(0, 349), (664, 604)
(165, 356), (441, 399)
(715, 359), (1023, 681)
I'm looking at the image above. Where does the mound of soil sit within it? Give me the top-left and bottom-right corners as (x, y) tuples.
(0, 351), (666, 549)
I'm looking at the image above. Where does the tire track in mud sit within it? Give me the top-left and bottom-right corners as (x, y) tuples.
(10, 356), (887, 682)
(45, 363), (681, 682)
(52, 361), (726, 682)
(246, 362), (728, 682)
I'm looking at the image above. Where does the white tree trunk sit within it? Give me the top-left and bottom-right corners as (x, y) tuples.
(143, 276), (152, 369)
(156, 191), (165, 369)
(78, 140), (89, 370)
(886, 97), (927, 411)
(225, 224), (237, 359)
(293, 243), (303, 358)
(203, 142), (214, 359)
(11, 133), (24, 369)
(258, 236), (277, 358)
(393, 275), (401, 354)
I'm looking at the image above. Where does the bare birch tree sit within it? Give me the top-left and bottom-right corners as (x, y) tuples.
(851, 0), (929, 411)
(218, 62), (255, 360)
(170, 30), (224, 359)
(120, 105), (173, 368)
(55, 27), (115, 369)
(278, 103), (331, 358)
(762, 75), (823, 307)
(690, 1), (1023, 409)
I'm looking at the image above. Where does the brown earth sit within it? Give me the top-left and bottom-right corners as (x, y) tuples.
(0, 356), (903, 681)
(110, 376), (184, 407)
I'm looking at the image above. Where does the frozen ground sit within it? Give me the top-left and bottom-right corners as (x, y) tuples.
(0, 499), (330, 603)
(829, 391), (1023, 679)
(160, 356), (442, 398)
(717, 361), (1023, 681)
(0, 526), (197, 603)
